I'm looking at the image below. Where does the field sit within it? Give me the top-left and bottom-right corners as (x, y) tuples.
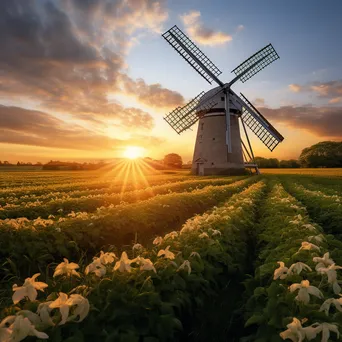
(0, 169), (342, 342)
(260, 168), (342, 177)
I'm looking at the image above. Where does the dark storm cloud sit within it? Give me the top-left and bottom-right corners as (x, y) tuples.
(259, 105), (342, 138)
(0, 105), (161, 150)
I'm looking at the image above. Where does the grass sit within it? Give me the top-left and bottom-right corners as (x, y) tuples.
(260, 168), (342, 177)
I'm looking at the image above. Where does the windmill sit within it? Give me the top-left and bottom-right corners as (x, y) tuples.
(162, 25), (284, 175)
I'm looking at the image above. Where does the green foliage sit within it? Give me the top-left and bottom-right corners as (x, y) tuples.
(0, 181), (266, 341)
(299, 141), (342, 168)
(254, 157), (280, 168)
(283, 179), (342, 237)
(0, 178), (256, 282)
(163, 153), (183, 169)
(243, 181), (342, 341)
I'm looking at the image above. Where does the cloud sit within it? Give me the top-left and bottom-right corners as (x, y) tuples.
(309, 81), (342, 98)
(180, 11), (232, 46)
(236, 25), (244, 32)
(254, 98), (265, 106)
(258, 105), (342, 138)
(288, 80), (342, 101)
(119, 75), (185, 109)
(0, 0), (169, 128)
(329, 97), (342, 104)
(0, 105), (161, 150)
(288, 84), (302, 92)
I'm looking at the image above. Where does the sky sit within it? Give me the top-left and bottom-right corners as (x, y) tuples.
(1, 0), (342, 163)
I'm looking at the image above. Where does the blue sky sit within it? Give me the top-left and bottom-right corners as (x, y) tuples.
(127, 0), (342, 103)
(0, 0), (341, 163)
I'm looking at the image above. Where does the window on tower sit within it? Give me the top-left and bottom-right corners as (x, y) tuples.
(201, 123), (204, 130)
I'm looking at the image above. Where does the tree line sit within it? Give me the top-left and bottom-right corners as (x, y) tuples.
(1, 141), (341, 170)
(254, 141), (342, 168)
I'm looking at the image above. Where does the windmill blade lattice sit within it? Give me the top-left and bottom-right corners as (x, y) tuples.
(164, 91), (217, 134)
(239, 93), (284, 151)
(232, 44), (279, 83)
(162, 25), (222, 84)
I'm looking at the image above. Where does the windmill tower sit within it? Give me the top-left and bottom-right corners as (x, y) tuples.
(162, 26), (284, 175)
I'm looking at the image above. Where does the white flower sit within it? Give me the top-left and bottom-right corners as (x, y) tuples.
(288, 262), (312, 276)
(313, 252), (334, 271)
(211, 229), (221, 237)
(304, 322), (340, 342)
(53, 258), (80, 278)
(298, 241), (320, 252)
(10, 315), (49, 341)
(16, 311), (41, 326)
(199, 232), (209, 239)
(37, 301), (54, 326)
(132, 243), (143, 251)
(12, 273), (48, 304)
(113, 252), (133, 273)
(178, 260), (191, 275)
(67, 294), (90, 323)
(164, 231), (178, 240)
(273, 262), (289, 280)
(308, 234), (325, 244)
(55, 227), (61, 233)
(0, 316), (15, 342)
(153, 236), (163, 245)
(98, 251), (116, 264)
(85, 258), (106, 277)
(289, 280), (323, 304)
(279, 317), (306, 342)
(320, 297), (342, 316)
(48, 214), (55, 219)
(289, 215), (303, 225)
(49, 292), (71, 325)
(302, 223), (317, 232)
(157, 245), (175, 260)
(134, 257), (156, 273)
(190, 251), (201, 259)
(49, 292), (89, 325)
(317, 264), (342, 294)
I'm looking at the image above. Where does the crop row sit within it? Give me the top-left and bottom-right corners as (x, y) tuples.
(0, 173), (195, 197)
(243, 182), (342, 341)
(0, 174), (211, 206)
(0, 177), (242, 219)
(283, 181), (342, 238)
(0, 181), (266, 341)
(0, 177), (256, 279)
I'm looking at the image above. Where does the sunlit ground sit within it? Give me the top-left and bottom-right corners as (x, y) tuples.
(260, 168), (342, 177)
(96, 146), (168, 196)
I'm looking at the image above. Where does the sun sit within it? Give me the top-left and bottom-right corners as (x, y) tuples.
(123, 146), (144, 160)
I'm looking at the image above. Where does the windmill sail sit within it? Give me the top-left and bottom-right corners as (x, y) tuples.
(239, 93), (284, 151)
(162, 25), (222, 85)
(164, 91), (217, 134)
(231, 44), (279, 83)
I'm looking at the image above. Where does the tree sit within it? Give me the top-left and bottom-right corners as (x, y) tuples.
(279, 159), (300, 168)
(254, 157), (279, 168)
(299, 141), (342, 168)
(163, 153), (183, 168)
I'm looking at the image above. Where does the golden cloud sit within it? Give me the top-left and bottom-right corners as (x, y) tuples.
(180, 10), (232, 46)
